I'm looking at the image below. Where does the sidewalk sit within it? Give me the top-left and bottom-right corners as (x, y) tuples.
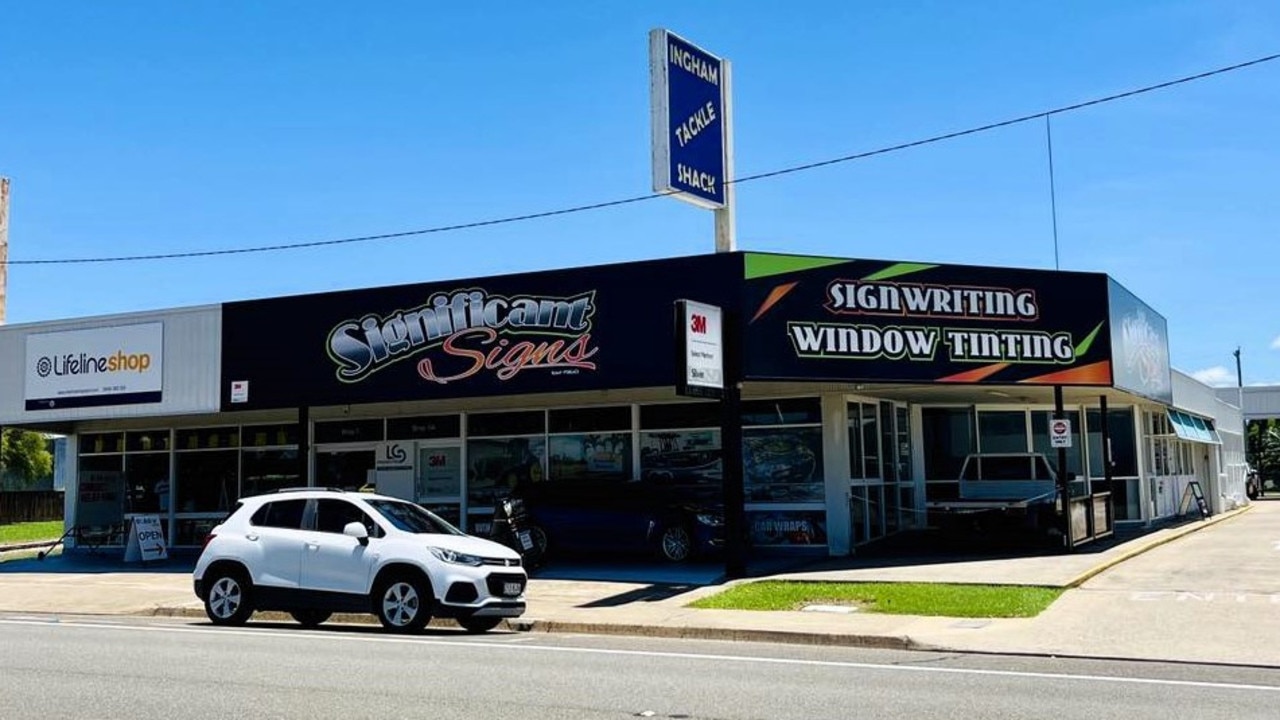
(0, 504), (1269, 666)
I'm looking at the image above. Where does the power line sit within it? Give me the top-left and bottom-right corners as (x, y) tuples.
(10, 51), (1279, 267)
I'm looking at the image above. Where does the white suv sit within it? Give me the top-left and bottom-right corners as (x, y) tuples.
(193, 488), (526, 633)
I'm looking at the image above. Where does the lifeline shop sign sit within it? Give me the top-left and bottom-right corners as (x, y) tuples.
(650, 29), (730, 209)
(24, 322), (164, 411)
(675, 300), (724, 398)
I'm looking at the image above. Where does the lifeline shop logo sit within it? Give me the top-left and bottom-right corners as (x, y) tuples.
(35, 350), (153, 377)
(326, 287), (601, 386)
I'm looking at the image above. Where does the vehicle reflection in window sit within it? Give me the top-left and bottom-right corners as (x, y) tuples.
(366, 499), (464, 536)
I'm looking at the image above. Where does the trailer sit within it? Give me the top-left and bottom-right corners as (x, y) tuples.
(927, 452), (1065, 537)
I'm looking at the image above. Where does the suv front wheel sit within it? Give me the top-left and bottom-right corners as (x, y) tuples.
(375, 574), (432, 633)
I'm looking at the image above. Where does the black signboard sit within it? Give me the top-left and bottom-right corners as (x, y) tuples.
(742, 253), (1114, 386)
(220, 254), (739, 411)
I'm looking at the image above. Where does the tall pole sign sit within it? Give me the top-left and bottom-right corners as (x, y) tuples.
(649, 29), (736, 252)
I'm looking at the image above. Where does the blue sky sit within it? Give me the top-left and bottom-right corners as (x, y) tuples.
(2, 1), (1277, 386)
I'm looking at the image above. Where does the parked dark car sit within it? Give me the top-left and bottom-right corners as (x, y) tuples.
(510, 479), (724, 563)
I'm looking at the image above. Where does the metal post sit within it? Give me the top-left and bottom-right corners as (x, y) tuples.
(297, 406), (310, 487)
(0, 177), (9, 325)
(714, 59), (736, 253)
(1101, 394), (1114, 500)
(1055, 386), (1072, 549)
(720, 308), (746, 578)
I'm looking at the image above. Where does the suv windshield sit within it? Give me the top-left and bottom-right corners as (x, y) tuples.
(366, 499), (464, 536)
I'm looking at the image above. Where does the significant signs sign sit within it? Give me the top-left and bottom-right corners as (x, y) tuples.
(25, 322), (164, 411)
(1108, 278), (1172, 405)
(650, 29), (729, 209)
(676, 300), (724, 397)
(743, 254), (1115, 386)
(220, 254), (739, 411)
(1050, 418), (1073, 448)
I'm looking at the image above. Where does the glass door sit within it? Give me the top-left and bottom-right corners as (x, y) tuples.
(315, 445), (377, 491)
(416, 442), (464, 530)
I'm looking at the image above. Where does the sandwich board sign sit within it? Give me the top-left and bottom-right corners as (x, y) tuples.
(124, 515), (168, 562)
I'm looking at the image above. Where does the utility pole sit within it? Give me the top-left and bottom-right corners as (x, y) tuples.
(0, 177), (9, 325)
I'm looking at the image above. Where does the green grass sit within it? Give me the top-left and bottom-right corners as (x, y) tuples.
(0, 520), (65, 545)
(688, 581), (1064, 618)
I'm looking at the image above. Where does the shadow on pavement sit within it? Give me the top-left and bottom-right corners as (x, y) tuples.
(0, 548), (199, 574)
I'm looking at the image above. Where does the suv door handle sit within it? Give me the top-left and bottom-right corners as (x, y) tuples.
(305, 541), (320, 551)
(245, 533), (259, 541)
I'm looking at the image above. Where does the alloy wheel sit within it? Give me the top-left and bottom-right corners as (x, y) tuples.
(209, 577), (242, 620)
(381, 581), (420, 627)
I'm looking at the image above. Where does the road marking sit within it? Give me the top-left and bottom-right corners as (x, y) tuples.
(1, 617), (1278, 693)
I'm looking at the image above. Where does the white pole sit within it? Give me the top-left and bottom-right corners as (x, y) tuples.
(714, 59), (736, 253)
(0, 177), (8, 324)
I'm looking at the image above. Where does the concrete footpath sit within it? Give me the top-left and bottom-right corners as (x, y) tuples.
(2, 501), (1276, 667)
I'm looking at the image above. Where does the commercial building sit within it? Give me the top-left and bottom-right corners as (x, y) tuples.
(0, 252), (1248, 557)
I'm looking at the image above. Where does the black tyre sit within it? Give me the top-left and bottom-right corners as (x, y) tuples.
(658, 525), (693, 563)
(290, 610), (332, 628)
(456, 616), (503, 633)
(204, 568), (254, 626)
(374, 574), (432, 633)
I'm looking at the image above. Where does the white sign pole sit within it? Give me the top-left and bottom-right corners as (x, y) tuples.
(714, 59), (735, 253)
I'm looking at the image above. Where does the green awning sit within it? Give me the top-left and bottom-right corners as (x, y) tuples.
(1167, 409), (1220, 444)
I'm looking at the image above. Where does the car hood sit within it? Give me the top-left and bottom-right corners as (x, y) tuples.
(420, 533), (521, 560)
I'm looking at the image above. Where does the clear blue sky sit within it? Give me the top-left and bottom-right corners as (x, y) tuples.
(2, 2), (1277, 386)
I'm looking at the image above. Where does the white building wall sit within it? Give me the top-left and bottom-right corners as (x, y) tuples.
(0, 306), (222, 426)
(1174, 369), (1246, 512)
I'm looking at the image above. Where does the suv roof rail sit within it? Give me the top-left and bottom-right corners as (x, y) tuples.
(270, 486), (346, 494)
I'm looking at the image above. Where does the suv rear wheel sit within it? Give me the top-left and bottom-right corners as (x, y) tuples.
(204, 568), (254, 626)
(375, 575), (432, 633)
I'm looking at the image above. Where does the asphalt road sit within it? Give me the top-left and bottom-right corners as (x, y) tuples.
(2, 614), (1279, 720)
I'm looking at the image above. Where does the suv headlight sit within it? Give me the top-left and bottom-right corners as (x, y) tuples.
(696, 513), (724, 527)
(429, 547), (483, 566)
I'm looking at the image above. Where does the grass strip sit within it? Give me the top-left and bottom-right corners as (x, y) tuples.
(0, 520), (65, 545)
(688, 581), (1063, 618)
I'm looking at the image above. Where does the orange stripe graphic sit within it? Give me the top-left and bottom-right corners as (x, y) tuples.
(937, 363), (1011, 383)
(1018, 360), (1113, 386)
(750, 282), (799, 324)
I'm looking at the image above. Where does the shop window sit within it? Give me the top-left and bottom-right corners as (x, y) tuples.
(1086, 408), (1139, 479)
(640, 402), (720, 430)
(468, 411), (545, 437)
(549, 406), (631, 434)
(880, 402), (896, 481)
(126, 430), (170, 453)
(241, 449), (300, 496)
(548, 433), (632, 482)
(177, 427), (240, 451)
(639, 429), (721, 487)
(895, 407), (912, 485)
(314, 419), (384, 445)
(846, 403), (880, 480)
(1031, 411), (1084, 478)
(743, 426), (823, 503)
(80, 432), (124, 455)
(387, 414), (460, 440)
(242, 424), (300, 448)
(466, 436), (546, 509)
(741, 398), (822, 426)
(316, 450), (376, 491)
(124, 453), (170, 515)
(978, 411), (1028, 454)
(747, 509), (828, 547)
(175, 450), (238, 513)
(921, 408), (975, 481)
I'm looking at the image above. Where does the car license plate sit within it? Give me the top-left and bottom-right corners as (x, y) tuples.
(503, 582), (522, 596)
(517, 530), (533, 551)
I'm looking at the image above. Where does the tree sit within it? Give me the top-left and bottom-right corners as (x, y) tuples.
(1, 429), (54, 487)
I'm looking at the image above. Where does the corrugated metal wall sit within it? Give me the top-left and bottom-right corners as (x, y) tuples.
(0, 306), (221, 425)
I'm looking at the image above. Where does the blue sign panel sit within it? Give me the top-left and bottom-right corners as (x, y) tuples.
(651, 29), (727, 209)
(1108, 278), (1173, 405)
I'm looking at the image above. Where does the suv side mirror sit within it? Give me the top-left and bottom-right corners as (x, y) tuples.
(343, 521), (370, 545)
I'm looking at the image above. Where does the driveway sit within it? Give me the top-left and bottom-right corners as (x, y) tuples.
(914, 499), (1280, 665)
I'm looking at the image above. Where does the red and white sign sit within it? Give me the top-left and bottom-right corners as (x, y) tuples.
(682, 300), (723, 391)
(1050, 418), (1073, 448)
